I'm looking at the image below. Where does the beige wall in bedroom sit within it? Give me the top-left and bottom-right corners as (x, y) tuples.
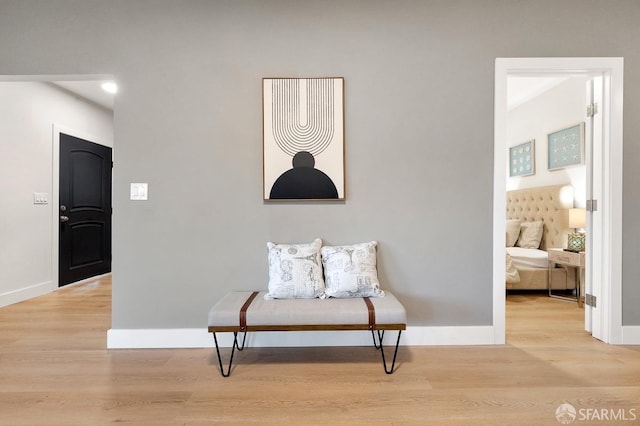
(1, 0), (639, 330)
(506, 77), (587, 207)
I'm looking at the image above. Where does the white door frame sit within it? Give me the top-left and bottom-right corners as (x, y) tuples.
(493, 58), (624, 344)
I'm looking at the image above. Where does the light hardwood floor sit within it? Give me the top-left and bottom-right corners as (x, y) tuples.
(1, 277), (638, 425)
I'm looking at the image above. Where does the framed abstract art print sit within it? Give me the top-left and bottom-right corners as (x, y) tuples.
(263, 77), (345, 201)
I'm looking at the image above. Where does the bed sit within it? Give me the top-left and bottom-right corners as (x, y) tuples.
(505, 184), (576, 290)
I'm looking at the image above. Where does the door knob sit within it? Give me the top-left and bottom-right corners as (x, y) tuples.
(60, 215), (69, 223)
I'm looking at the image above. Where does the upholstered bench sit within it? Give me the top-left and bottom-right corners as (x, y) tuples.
(208, 291), (407, 377)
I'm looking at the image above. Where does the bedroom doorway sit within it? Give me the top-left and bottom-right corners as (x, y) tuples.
(494, 58), (624, 345)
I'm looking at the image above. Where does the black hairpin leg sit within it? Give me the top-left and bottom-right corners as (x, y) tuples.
(371, 330), (385, 349)
(372, 330), (402, 374)
(213, 331), (247, 377)
(235, 330), (248, 351)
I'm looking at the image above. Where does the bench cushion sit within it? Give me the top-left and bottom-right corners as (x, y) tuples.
(208, 291), (406, 331)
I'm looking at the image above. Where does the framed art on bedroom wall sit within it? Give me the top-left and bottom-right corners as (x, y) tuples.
(547, 122), (585, 171)
(262, 77), (345, 201)
(509, 139), (535, 177)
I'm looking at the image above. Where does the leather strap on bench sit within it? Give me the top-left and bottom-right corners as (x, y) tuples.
(239, 291), (259, 331)
(363, 297), (376, 330)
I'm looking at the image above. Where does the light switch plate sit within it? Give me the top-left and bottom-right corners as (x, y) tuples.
(33, 192), (49, 204)
(130, 183), (148, 201)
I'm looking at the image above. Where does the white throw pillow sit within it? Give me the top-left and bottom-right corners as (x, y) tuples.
(265, 238), (325, 299)
(506, 219), (521, 247)
(517, 221), (544, 249)
(320, 241), (384, 298)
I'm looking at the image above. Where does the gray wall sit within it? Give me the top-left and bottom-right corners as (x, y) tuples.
(1, 0), (638, 328)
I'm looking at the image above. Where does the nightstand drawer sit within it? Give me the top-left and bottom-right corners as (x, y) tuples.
(548, 248), (584, 267)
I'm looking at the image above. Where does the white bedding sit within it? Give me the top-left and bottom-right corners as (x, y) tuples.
(505, 253), (520, 284)
(506, 247), (548, 269)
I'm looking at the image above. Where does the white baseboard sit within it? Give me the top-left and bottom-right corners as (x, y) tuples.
(0, 273), (112, 308)
(0, 281), (53, 308)
(621, 326), (640, 344)
(106, 325), (497, 349)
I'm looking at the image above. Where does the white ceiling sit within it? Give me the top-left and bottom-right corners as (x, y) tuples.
(53, 80), (115, 110)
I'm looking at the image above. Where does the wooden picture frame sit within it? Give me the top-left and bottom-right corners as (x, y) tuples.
(262, 77), (345, 201)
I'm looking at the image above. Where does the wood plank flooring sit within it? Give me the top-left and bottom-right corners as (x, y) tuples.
(1, 277), (638, 425)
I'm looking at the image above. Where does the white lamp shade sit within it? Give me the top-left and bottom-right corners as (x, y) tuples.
(569, 208), (586, 229)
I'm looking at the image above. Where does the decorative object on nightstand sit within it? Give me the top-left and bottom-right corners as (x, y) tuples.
(567, 208), (586, 252)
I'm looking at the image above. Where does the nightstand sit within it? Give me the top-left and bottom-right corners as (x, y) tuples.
(547, 248), (585, 307)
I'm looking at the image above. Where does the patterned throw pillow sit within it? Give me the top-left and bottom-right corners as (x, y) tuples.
(320, 241), (385, 298)
(265, 238), (325, 299)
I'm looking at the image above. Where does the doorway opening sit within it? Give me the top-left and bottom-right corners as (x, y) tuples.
(505, 75), (588, 338)
(0, 76), (115, 306)
(493, 58), (624, 345)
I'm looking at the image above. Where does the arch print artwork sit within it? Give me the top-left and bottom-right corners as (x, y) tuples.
(263, 77), (345, 201)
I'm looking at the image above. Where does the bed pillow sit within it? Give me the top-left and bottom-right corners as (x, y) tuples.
(265, 238), (325, 299)
(506, 219), (521, 247)
(517, 221), (544, 249)
(320, 241), (385, 298)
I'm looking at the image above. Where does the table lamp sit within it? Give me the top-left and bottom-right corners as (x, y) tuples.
(567, 208), (586, 252)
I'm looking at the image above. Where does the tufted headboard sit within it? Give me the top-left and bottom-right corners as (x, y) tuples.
(506, 184), (574, 250)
